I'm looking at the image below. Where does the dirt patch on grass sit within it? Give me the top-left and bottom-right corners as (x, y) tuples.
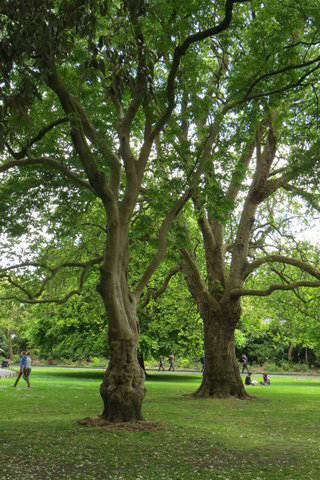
(78, 415), (165, 432)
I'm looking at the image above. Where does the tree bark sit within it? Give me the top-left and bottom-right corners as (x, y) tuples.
(287, 344), (294, 362)
(6, 330), (13, 360)
(97, 266), (146, 422)
(193, 302), (248, 399)
(100, 335), (146, 422)
(304, 347), (309, 365)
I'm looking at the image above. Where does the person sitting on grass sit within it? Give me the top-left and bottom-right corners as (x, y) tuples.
(260, 373), (271, 386)
(245, 372), (257, 386)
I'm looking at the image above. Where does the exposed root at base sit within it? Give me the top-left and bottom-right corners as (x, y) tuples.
(191, 391), (253, 400)
(78, 416), (165, 431)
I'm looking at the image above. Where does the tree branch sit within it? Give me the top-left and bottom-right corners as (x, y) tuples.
(180, 247), (220, 310)
(246, 255), (320, 280)
(133, 190), (192, 299)
(282, 181), (320, 211)
(231, 280), (320, 298)
(0, 156), (96, 194)
(6, 117), (68, 160)
(0, 256), (103, 303)
(140, 265), (181, 309)
(242, 55), (320, 102)
(150, 0), (250, 141)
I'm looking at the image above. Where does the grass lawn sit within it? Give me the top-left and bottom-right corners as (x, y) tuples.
(0, 369), (319, 480)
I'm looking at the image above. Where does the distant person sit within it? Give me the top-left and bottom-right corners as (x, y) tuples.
(24, 352), (32, 387)
(158, 355), (165, 371)
(260, 373), (270, 386)
(12, 352), (30, 387)
(199, 355), (205, 373)
(245, 372), (257, 386)
(168, 354), (175, 371)
(241, 354), (250, 373)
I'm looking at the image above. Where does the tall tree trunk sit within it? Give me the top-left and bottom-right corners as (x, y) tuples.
(287, 344), (294, 362)
(305, 347), (309, 365)
(97, 274), (146, 422)
(6, 329), (13, 360)
(194, 302), (247, 399)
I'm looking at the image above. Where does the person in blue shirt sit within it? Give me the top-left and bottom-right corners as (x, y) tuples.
(12, 352), (30, 387)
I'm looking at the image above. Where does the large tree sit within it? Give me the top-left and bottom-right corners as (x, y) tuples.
(0, 0), (255, 421)
(175, 13), (320, 399)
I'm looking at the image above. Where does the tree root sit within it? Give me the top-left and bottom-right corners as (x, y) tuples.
(78, 416), (165, 431)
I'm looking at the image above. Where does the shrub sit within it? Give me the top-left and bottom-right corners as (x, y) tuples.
(278, 361), (291, 372)
(90, 357), (100, 365)
(263, 362), (281, 373)
(179, 358), (190, 368)
(291, 363), (309, 373)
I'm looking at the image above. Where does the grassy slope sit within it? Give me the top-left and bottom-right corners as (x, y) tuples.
(0, 369), (319, 480)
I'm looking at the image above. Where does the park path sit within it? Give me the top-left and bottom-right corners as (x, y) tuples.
(0, 368), (16, 378)
(15, 365), (320, 379)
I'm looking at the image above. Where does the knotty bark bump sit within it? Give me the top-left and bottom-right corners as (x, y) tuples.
(100, 338), (146, 422)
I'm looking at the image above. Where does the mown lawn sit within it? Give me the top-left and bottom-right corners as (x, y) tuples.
(0, 369), (319, 480)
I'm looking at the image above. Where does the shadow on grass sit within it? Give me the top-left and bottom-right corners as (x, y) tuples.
(35, 370), (105, 380)
(268, 381), (320, 389)
(146, 373), (200, 383)
(34, 369), (200, 384)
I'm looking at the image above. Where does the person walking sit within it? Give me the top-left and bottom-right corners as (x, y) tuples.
(23, 352), (32, 387)
(241, 354), (250, 373)
(158, 355), (165, 372)
(12, 352), (29, 387)
(168, 354), (175, 371)
(199, 355), (205, 373)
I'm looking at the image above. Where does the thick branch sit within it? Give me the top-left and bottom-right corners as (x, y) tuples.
(133, 190), (191, 299)
(140, 265), (181, 309)
(150, 0), (250, 140)
(231, 280), (320, 298)
(0, 156), (96, 194)
(6, 117), (68, 160)
(246, 255), (320, 280)
(0, 290), (85, 305)
(270, 266), (307, 303)
(180, 247), (220, 311)
(242, 55), (320, 101)
(0, 256), (103, 302)
(47, 70), (116, 205)
(225, 136), (256, 205)
(229, 117), (277, 285)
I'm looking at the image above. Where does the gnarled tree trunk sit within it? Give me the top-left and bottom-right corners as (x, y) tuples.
(97, 268), (146, 422)
(100, 335), (146, 422)
(194, 301), (247, 398)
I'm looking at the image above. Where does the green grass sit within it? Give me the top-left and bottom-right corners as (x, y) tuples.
(0, 369), (319, 480)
